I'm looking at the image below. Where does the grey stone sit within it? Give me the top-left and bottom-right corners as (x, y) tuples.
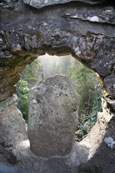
(0, 94), (17, 113)
(0, 1), (115, 172)
(64, 6), (115, 24)
(0, 99), (113, 173)
(0, 95), (27, 147)
(0, 163), (24, 173)
(28, 75), (78, 157)
(23, 0), (106, 9)
(0, 0), (115, 104)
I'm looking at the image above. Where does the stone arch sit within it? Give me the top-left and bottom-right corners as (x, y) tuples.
(0, 1), (115, 112)
(0, 0), (115, 171)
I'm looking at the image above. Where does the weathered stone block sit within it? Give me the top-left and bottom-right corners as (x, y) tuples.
(28, 75), (78, 157)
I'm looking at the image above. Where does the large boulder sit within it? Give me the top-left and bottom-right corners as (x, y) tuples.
(28, 75), (78, 157)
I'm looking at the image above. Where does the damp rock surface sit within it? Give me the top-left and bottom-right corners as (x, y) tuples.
(28, 75), (78, 157)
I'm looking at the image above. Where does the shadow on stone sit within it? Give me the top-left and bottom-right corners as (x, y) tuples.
(78, 116), (115, 173)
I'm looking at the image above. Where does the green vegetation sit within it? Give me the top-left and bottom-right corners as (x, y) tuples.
(21, 59), (40, 88)
(16, 80), (29, 121)
(16, 59), (41, 120)
(16, 56), (102, 139)
(69, 61), (102, 140)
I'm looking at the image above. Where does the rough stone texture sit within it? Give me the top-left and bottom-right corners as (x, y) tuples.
(0, 0), (115, 112)
(28, 75), (78, 157)
(0, 96), (114, 173)
(0, 0), (115, 172)
(0, 95), (27, 147)
(23, 0), (106, 9)
(78, 117), (115, 173)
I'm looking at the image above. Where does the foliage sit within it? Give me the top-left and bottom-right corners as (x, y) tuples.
(68, 60), (102, 139)
(21, 59), (41, 88)
(16, 80), (29, 121)
(16, 58), (42, 120)
(16, 55), (102, 134)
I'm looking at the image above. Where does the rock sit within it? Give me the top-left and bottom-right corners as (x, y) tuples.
(0, 97), (114, 173)
(0, 0), (115, 171)
(0, 95), (27, 147)
(78, 116), (115, 173)
(28, 75), (78, 157)
(0, 0), (115, 104)
(0, 163), (24, 173)
(23, 0), (106, 9)
(104, 137), (115, 149)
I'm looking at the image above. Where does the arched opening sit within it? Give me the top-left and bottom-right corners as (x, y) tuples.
(0, 0), (115, 171)
(0, 52), (114, 172)
(16, 54), (103, 142)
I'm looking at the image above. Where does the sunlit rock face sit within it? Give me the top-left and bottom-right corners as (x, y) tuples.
(23, 0), (106, 9)
(28, 75), (78, 157)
